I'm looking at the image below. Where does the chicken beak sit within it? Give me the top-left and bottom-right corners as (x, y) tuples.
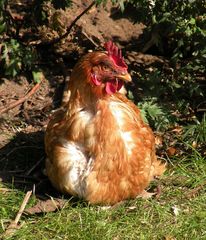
(116, 72), (132, 82)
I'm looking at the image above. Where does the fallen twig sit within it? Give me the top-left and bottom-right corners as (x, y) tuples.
(0, 187), (12, 193)
(2, 190), (32, 239)
(26, 157), (44, 176)
(82, 30), (99, 47)
(155, 185), (162, 199)
(186, 180), (206, 199)
(0, 78), (42, 115)
(30, 1), (96, 47)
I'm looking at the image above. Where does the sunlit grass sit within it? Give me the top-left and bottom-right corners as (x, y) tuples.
(0, 150), (206, 240)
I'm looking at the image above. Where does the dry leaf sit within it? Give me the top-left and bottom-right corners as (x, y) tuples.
(155, 135), (163, 147)
(127, 206), (137, 210)
(24, 198), (66, 215)
(167, 147), (177, 156)
(113, 236), (121, 240)
(171, 126), (183, 134)
(164, 235), (176, 240)
(99, 206), (111, 211)
(155, 185), (162, 199)
(186, 181), (206, 199)
(171, 205), (180, 216)
(192, 141), (197, 148)
(0, 187), (11, 193)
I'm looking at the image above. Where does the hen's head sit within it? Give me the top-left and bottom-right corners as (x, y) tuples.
(71, 41), (131, 97)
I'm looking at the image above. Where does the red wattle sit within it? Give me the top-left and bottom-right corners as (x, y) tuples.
(105, 82), (117, 94)
(117, 80), (123, 91)
(105, 79), (123, 94)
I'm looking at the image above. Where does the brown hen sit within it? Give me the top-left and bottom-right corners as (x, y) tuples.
(45, 41), (166, 205)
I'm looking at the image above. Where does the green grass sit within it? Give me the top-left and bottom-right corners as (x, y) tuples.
(0, 151), (206, 240)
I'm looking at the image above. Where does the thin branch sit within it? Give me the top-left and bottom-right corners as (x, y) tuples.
(26, 157), (44, 176)
(0, 146), (43, 162)
(0, 75), (43, 115)
(82, 30), (99, 47)
(35, 1), (96, 47)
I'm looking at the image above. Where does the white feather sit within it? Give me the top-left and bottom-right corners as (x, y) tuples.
(59, 114), (94, 197)
(110, 102), (135, 155)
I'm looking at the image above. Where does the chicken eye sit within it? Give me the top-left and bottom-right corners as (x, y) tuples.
(101, 64), (110, 71)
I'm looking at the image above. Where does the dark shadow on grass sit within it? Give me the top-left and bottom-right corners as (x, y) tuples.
(0, 132), (60, 197)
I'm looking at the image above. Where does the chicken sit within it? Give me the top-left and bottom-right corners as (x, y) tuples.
(45, 41), (166, 205)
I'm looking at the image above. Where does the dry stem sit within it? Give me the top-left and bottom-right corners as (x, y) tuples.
(0, 74), (43, 115)
(2, 191), (32, 239)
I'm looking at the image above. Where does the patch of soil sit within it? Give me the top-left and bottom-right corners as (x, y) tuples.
(73, 1), (144, 45)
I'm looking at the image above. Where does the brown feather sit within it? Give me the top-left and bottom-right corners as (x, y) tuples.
(45, 50), (166, 204)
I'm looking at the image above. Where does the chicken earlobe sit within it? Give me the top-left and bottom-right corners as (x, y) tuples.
(91, 73), (101, 86)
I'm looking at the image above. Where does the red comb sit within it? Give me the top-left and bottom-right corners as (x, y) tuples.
(104, 41), (127, 69)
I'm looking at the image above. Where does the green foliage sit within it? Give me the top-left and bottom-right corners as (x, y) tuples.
(128, 85), (173, 131)
(95, 0), (107, 6)
(1, 39), (21, 77)
(32, 71), (42, 83)
(132, 64), (204, 136)
(183, 114), (206, 145)
(111, 0), (126, 11)
(113, 0), (205, 73)
(0, 0), (73, 79)
(0, 0), (6, 33)
(138, 97), (171, 131)
(0, 14), (6, 33)
(1, 39), (36, 77)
